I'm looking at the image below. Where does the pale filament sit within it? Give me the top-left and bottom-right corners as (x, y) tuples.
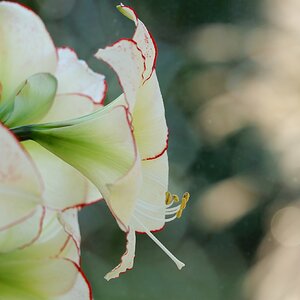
(135, 207), (178, 223)
(136, 192), (190, 222)
(133, 215), (185, 270)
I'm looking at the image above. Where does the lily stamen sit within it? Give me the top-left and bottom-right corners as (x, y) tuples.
(176, 192), (190, 219)
(135, 192), (190, 222)
(165, 191), (172, 205)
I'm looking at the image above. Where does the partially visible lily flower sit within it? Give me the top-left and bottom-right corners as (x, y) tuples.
(0, 124), (91, 299)
(95, 5), (190, 280)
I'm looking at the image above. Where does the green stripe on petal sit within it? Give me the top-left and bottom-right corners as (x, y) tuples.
(24, 105), (141, 228)
(4, 73), (57, 127)
(0, 258), (79, 299)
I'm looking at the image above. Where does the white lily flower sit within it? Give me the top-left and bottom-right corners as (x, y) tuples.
(95, 5), (190, 280)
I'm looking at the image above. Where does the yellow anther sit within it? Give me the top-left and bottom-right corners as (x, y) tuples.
(165, 191), (172, 205)
(176, 209), (183, 219)
(183, 192), (190, 202)
(172, 194), (180, 202)
(176, 192), (190, 219)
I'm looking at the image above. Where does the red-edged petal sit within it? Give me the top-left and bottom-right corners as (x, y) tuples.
(95, 39), (145, 113)
(56, 48), (107, 104)
(132, 153), (168, 232)
(104, 226), (136, 280)
(0, 205), (45, 252)
(117, 4), (157, 81)
(133, 72), (168, 160)
(0, 124), (43, 231)
(53, 261), (93, 300)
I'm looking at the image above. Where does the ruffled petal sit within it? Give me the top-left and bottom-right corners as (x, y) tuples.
(0, 124), (43, 231)
(56, 47), (106, 104)
(117, 4), (157, 80)
(96, 6), (167, 160)
(95, 39), (144, 112)
(0, 2), (56, 102)
(104, 226), (136, 281)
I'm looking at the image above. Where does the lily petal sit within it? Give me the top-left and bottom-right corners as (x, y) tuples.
(0, 124), (43, 231)
(40, 94), (99, 123)
(4, 73), (57, 127)
(24, 141), (96, 210)
(0, 2), (56, 102)
(117, 4), (157, 80)
(133, 72), (168, 160)
(58, 209), (81, 258)
(104, 226), (136, 281)
(0, 257), (83, 299)
(95, 39), (145, 112)
(53, 263), (92, 300)
(56, 48), (106, 104)
(0, 206), (45, 253)
(23, 210), (76, 260)
(0, 209), (88, 299)
(132, 153), (168, 232)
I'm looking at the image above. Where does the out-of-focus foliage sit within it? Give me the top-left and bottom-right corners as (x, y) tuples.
(15, 0), (300, 299)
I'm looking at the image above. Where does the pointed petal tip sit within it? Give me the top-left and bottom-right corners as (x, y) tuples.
(116, 4), (136, 22)
(104, 274), (111, 281)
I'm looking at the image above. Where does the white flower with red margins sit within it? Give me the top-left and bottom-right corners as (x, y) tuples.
(94, 5), (190, 280)
(0, 124), (92, 299)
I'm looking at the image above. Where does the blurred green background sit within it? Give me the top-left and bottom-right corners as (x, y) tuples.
(17, 0), (300, 299)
